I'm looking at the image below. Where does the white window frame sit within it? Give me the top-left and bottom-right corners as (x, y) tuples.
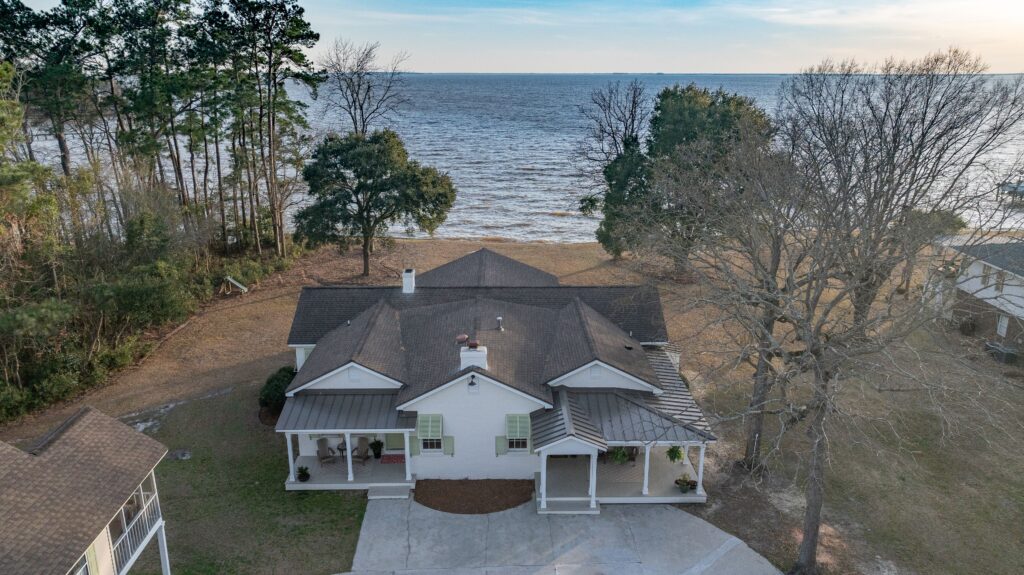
(997, 314), (1009, 337)
(417, 414), (443, 453)
(69, 553), (90, 575)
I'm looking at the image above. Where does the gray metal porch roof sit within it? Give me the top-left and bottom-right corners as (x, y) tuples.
(276, 393), (417, 432)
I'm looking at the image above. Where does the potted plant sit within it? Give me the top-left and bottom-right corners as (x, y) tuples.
(675, 473), (698, 493)
(666, 445), (683, 463)
(297, 466), (311, 482)
(609, 447), (629, 465)
(370, 439), (384, 459)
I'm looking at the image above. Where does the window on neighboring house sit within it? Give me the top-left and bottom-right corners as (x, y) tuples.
(997, 314), (1009, 337)
(982, 264), (992, 286)
(70, 554), (90, 575)
(417, 414), (443, 452)
(506, 414), (531, 451)
(996, 270), (1006, 293)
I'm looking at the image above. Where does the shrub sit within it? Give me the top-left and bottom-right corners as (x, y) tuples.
(0, 384), (30, 422)
(260, 366), (296, 414)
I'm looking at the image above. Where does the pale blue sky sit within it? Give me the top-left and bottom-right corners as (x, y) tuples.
(24, 0), (1024, 72)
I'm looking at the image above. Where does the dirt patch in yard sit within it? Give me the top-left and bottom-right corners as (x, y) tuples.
(414, 479), (535, 514)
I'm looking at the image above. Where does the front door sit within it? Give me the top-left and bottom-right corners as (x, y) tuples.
(384, 433), (405, 452)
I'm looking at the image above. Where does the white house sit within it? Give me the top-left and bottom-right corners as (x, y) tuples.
(277, 248), (716, 514)
(0, 407), (171, 575)
(947, 241), (1024, 345)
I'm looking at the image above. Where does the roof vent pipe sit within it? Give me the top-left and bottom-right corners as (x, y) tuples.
(497, 316), (504, 331)
(402, 268), (415, 294)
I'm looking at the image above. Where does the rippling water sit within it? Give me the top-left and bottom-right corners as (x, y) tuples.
(305, 74), (790, 243)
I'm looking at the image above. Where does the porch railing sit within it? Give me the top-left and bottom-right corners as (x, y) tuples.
(111, 492), (162, 575)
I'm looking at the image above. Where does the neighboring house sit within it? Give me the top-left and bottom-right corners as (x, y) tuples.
(0, 408), (171, 575)
(948, 242), (1024, 345)
(277, 248), (716, 514)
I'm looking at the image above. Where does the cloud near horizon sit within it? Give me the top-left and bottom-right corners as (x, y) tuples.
(19, 0), (1023, 73)
(303, 0), (1023, 73)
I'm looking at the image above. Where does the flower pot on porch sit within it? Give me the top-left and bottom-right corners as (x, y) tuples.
(675, 479), (690, 493)
(297, 466), (311, 482)
(370, 439), (384, 459)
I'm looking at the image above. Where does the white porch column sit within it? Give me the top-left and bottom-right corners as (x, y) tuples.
(696, 443), (706, 495)
(589, 452), (598, 508)
(540, 452), (548, 509)
(285, 433), (296, 482)
(683, 444), (690, 464)
(403, 430), (412, 481)
(642, 444), (652, 495)
(345, 432), (354, 481)
(157, 522), (172, 575)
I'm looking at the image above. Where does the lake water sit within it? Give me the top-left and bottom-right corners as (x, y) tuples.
(304, 74), (791, 243)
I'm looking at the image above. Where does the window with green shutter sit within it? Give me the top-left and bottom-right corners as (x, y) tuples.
(417, 414), (443, 452)
(506, 414), (530, 451)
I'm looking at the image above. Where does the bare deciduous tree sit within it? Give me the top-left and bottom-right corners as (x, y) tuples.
(634, 49), (1024, 575)
(573, 79), (650, 195)
(319, 38), (409, 136)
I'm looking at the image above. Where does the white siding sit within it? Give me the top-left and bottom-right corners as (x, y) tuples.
(293, 346), (314, 369)
(550, 363), (653, 392)
(297, 433), (347, 457)
(958, 259), (1024, 318)
(87, 528), (116, 575)
(300, 364), (399, 392)
(405, 374), (545, 479)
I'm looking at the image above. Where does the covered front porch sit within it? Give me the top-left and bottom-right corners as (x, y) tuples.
(276, 391), (418, 491)
(537, 445), (706, 508)
(536, 443), (708, 514)
(282, 431), (416, 491)
(288, 451), (415, 490)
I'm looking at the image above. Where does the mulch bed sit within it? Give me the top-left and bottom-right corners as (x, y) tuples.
(414, 479), (534, 514)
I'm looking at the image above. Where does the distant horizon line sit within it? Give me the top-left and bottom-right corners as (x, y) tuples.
(400, 71), (1021, 76)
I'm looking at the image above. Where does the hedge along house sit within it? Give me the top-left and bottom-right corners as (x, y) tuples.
(276, 248), (715, 513)
(0, 408), (171, 575)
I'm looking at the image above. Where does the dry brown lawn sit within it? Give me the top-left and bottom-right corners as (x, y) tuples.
(3, 238), (1022, 575)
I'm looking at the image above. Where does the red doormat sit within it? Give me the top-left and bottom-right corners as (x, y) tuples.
(380, 454), (405, 465)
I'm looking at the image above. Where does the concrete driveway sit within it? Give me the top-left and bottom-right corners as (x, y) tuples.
(341, 500), (781, 575)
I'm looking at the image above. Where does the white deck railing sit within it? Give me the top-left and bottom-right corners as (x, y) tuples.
(111, 491), (162, 575)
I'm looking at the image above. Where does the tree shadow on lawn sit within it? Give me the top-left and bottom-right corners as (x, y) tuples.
(131, 383), (367, 575)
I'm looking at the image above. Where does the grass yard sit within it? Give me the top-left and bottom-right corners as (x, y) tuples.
(131, 383), (366, 575)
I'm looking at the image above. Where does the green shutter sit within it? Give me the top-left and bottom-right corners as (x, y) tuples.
(442, 435), (455, 456)
(409, 435), (420, 456)
(506, 414), (530, 440)
(417, 414), (442, 439)
(495, 436), (508, 456)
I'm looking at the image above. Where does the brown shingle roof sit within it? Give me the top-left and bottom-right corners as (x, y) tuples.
(0, 408), (167, 575)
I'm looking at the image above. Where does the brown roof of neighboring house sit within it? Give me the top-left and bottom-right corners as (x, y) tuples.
(0, 407), (167, 575)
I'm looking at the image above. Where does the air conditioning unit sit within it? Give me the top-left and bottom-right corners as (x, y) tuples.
(984, 341), (1018, 364)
